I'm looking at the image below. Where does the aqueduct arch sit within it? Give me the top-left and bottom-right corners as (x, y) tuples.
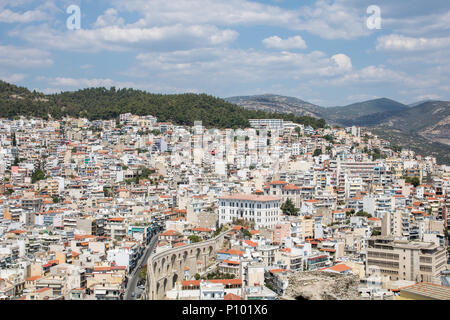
(146, 231), (228, 300)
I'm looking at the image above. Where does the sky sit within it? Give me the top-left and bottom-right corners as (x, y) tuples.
(0, 0), (449, 107)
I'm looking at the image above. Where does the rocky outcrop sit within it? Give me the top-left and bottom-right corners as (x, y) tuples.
(282, 271), (360, 300)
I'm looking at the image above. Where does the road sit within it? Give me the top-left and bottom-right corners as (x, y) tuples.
(124, 233), (160, 300)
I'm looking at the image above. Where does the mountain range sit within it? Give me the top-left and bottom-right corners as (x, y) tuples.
(0, 80), (325, 130)
(226, 95), (450, 165)
(0, 79), (448, 165)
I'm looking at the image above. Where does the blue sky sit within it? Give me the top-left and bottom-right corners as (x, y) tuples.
(0, 0), (449, 106)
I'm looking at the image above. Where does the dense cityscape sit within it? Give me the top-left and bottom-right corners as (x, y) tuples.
(0, 0), (449, 305)
(0, 114), (448, 300)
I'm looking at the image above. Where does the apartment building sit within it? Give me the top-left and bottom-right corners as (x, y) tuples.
(218, 194), (281, 229)
(366, 237), (447, 284)
(249, 119), (284, 130)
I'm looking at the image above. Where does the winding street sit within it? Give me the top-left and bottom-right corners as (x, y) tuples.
(124, 232), (160, 300)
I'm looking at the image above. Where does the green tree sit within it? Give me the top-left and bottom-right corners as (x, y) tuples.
(404, 176), (420, 187)
(243, 229), (252, 239)
(151, 129), (161, 136)
(281, 198), (299, 216)
(31, 168), (46, 184)
(323, 134), (335, 143)
(313, 149), (322, 157)
(345, 209), (355, 217)
(139, 167), (154, 179)
(138, 266), (147, 280)
(188, 235), (202, 243)
(356, 210), (372, 218)
(103, 186), (113, 197)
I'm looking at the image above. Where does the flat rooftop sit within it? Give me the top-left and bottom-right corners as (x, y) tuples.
(400, 282), (450, 300)
(219, 194), (280, 202)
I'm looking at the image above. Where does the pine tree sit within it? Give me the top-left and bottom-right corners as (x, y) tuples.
(281, 198), (299, 216)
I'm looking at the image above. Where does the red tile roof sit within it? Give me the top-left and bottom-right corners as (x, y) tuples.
(224, 293), (242, 300)
(226, 249), (244, 256)
(222, 260), (240, 265)
(269, 269), (289, 273)
(283, 184), (301, 190)
(244, 240), (257, 247)
(173, 242), (187, 248)
(182, 279), (242, 286)
(161, 230), (181, 236)
(323, 264), (352, 272)
(270, 180), (288, 185)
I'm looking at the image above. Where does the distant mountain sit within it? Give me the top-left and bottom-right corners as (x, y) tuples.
(408, 100), (436, 108)
(367, 101), (450, 165)
(0, 80), (326, 129)
(225, 95), (408, 126)
(324, 98), (408, 125)
(374, 101), (450, 144)
(224, 94), (450, 164)
(225, 94), (326, 119)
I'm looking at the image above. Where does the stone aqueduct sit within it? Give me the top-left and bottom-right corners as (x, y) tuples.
(145, 231), (228, 300)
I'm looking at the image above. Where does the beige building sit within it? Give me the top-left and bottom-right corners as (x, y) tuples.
(382, 210), (408, 238)
(297, 215), (314, 239)
(366, 237), (447, 284)
(46, 179), (60, 197)
(246, 263), (265, 287)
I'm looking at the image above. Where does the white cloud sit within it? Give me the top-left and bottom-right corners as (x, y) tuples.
(11, 24), (239, 52)
(114, 0), (301, 28)
(326, 65), (440, 90)
(46, 77), (127, 88)
(262, 35), (307, 49)
(130, 47), (355, 97)
(94, 8), (125, 28)
(113, 0), (370, 40)
(0, 8), (47, 23)
(0, 73), (27, 83)
(38, 76), (199, 94)
(295, 0), (370, 40)
(347, 94), (379, 102)
(381, 10), (450, 36)
(331, 54), (352, 72)
(414, 94), (441, 101)
(0, 45), (52, 68)
(376, 34), (450, 51)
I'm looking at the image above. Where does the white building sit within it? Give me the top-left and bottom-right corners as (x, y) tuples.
(200, 281), (225, 300)
(249, 119), (284, 130)
(166, 279), (243, 300)
(218, 194), (281, 229)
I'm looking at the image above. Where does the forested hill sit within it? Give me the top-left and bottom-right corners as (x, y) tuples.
(0, 80), (326, 129)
